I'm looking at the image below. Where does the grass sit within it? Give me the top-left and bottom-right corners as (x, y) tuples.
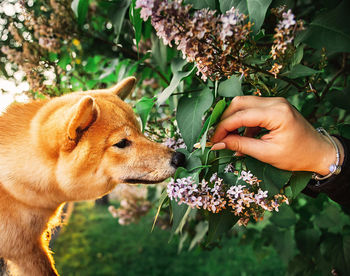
(52, 202), (286, 276)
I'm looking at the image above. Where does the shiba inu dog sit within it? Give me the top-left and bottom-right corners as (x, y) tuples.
(0, 77), (185, 275)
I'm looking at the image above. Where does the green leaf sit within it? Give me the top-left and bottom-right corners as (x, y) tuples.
(282, 64), (319, 79)
(270, 205), (297, 228)
(295, 229), (321, 255)
(245, 157), (265, 180)
(313, 203), (349, 233)
(171, 201), (191, 234)
(176, 87), (214, 150)
(58, 53), (71, 70)
(157, 59), (195, 104)
(289, 171), (312, 198)
(219, 0), (248, 14)
(184, 0), (216, 10)
(302, 1), (350, 53)
(186, 150), (203, 171)
(262, 164), (292, 195)
(189, 221), (209, 250)
(151, 35), (168, 73)
(71, 0), (89, 26)
(152, 190), (169, 232)
(217, 76), (243, 97)
(339, 124), (350, 139)
(207, 209), (239, 243)
(135, 97), (155, 132)
(265, 226), (296, 263)
(321, 233), (350, 274)
(85, 56), (103, 73)
(199, 99), (226, 152)
(247, 0), (272, 33)
(108, 0), (131, 36)
(130, 0), (142, 52)
(328, 87), (350, 111)
(291, 45), (304, 67)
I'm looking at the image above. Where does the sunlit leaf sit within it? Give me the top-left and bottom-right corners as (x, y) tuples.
(71, 0), (89, 26)
(135, 97), (155, 132)
(157, 59), (195, 104)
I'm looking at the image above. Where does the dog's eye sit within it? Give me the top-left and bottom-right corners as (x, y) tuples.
(113, 139), (131, 149)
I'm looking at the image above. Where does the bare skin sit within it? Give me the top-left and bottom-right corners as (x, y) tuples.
(211, 96), (344, 176)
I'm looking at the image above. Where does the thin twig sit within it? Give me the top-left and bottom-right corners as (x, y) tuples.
(171, 88), (203, 96)
(243, 63), (304, 91)
(320, 53), (347, 100)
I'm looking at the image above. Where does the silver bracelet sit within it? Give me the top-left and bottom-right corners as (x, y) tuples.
(312, 127), (342, 181)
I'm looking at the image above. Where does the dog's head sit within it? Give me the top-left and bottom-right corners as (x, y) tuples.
(33, 77), (185, 201)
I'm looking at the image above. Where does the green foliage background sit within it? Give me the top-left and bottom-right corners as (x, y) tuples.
(1, 0), (350, 275)
(53, 202), (285, 275)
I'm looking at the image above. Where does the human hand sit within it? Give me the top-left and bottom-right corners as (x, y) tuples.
(211, 96), (344, 176)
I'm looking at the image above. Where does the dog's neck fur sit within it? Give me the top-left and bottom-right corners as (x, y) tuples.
(0, 101), (63, 275)
(0, 100), (65, 209)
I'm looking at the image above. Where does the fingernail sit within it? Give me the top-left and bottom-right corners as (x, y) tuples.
(211, 142), (226, 151)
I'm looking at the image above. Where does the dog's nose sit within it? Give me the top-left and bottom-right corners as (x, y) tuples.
(171, 152), (186, 168)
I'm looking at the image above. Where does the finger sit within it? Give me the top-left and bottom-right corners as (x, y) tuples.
(221, 96), (275, 121)
(211, 108), (273, 143)
(218, 134), (273, 161)
(232, 128), (260, 156)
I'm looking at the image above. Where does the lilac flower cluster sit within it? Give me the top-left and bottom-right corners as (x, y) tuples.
(270, 7), (304, 61)
(108, 184), (151, 225)
(226, 170), (289, 225)
(167, 169), (289, 226)
(136, 0), (251, 81)
(267, 8), (304, 78)
(167, 173), (227, 213)
(108, 200), (151, 225)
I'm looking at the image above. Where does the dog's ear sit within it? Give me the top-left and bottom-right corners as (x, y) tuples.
(67, 96), (98, 141)
(107, 77), (136, 100)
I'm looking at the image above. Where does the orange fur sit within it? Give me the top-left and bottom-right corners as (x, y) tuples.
(0, 77), (176, 275)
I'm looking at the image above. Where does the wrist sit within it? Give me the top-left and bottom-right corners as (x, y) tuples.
(314, 135), (344, 177)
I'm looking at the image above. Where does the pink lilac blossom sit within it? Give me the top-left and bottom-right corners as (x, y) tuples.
(277, 9), (296, 30)
(270, 7), (304, 61)
(135, 0), (154, 20)
(167, 169), (289, 226)
(136, 0), (251, 81)
(167, 175), (227, 213)
(224, 163), (235, 173)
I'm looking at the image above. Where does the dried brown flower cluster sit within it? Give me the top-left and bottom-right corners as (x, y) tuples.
(1, 0), (76, 94)
(108, 184), (152, 225)
(136, 0), (251, 81)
